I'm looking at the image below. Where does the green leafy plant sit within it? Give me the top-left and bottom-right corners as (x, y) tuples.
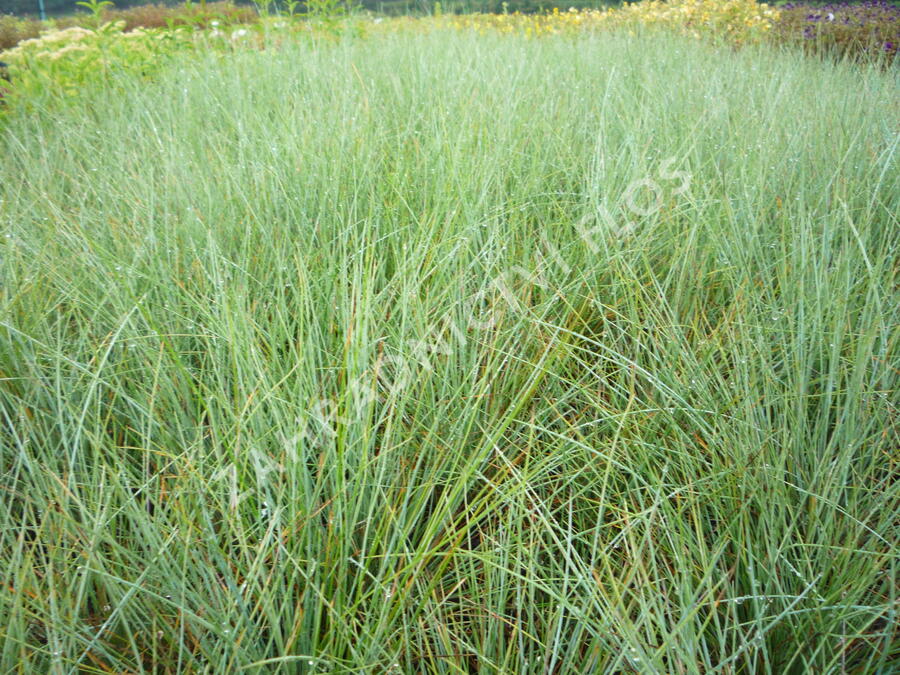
(0, 21), (194, 107)
(301, 0), (356, 36)
(305, 0), (351, 20)
(284, 0), (301, 17)
(76, 0), (115, 26)
(254, 0), (274, 18)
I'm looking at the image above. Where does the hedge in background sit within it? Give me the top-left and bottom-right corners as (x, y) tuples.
(3, 1), (896, 67)
(57, 1), (258, 31)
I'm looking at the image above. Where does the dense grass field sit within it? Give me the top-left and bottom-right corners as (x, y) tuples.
(1, 26), (898, 673)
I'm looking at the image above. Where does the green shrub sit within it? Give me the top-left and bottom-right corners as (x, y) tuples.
(57, 1), (259, 31)
(0, 15), (43, 51)
(1, 3), (257, 51)
(0, 20), (196, 106)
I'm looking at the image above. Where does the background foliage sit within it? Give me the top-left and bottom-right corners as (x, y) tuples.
(4, 0), (608, 18)
(772, 1), (898, 57)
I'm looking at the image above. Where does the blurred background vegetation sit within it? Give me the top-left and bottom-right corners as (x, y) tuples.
(0, 0), (614, 17)
(4, 0), (897, 20)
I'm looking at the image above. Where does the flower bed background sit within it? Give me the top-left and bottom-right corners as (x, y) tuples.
(0, 20), (197, 105)
(2, 0), (898, 59)
(772, 1), (899, 58)
(0, 2), (895, 127)
(1, 1), (255, 51)
(436, 0), (778, 45)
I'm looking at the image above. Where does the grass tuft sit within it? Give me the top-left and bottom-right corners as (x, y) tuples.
(1, 27), (898, 672)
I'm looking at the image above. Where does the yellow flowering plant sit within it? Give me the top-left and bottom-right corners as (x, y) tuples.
(424, 0), (779, 46)
(600, 0), (780, 45)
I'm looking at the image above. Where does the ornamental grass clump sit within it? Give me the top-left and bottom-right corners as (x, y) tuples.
(0, 28), (897, 671)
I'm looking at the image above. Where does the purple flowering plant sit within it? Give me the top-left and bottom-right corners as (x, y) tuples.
(772, 0), (899, 58)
